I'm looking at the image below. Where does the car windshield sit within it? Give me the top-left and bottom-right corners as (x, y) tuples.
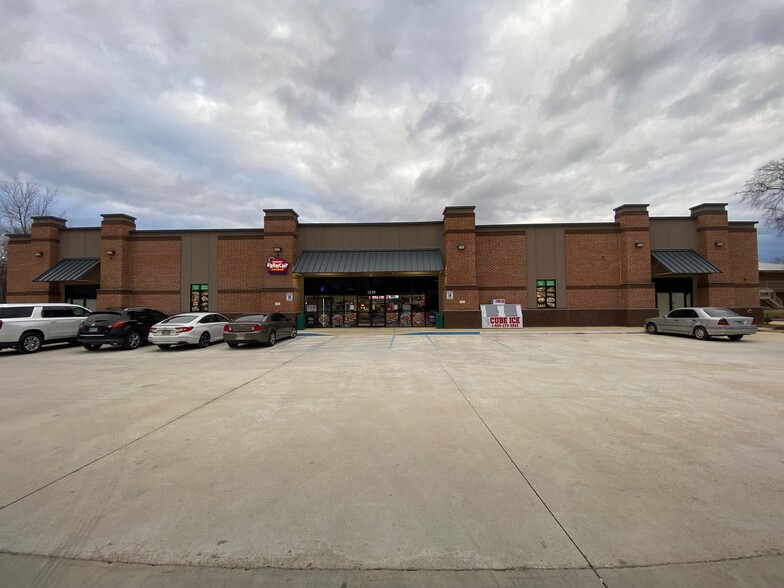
(703, 308), (740, 318)
(236, 314), (267, 323)
(160, 315), (197, 324)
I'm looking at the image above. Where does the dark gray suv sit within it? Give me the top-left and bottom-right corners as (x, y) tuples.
(77, 308), (168, 350)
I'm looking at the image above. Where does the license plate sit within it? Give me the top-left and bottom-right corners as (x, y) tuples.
(162, 330), (172, 336)
(89, 327), (98, 332)
(236, 334), (245, 340)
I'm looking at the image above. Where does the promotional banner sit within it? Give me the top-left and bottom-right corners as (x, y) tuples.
(480, 304), (523, 328)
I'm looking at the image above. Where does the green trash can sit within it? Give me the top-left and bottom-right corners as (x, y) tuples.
(296, 314), (306, 331)
(435, 313), (444, 329)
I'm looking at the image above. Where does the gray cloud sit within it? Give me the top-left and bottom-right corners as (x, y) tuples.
(0, 0), (782, 259)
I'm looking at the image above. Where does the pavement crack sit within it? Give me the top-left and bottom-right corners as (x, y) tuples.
(433, 355), (607, 587)
(0, 348), (314, 512)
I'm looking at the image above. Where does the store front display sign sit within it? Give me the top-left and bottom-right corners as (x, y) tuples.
(536, 279), (556, 308)
(190, 284), (209, 311)
(266, 257), (290, 274)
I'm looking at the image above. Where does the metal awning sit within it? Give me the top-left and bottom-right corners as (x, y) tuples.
(294, 250), (443, 275)
(651, 250), (721, 275)
(33, 258), (100, 282)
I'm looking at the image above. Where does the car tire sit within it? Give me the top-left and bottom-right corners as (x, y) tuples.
(693, 326), (709, 341)
(198, 332), (210, 348)
(17, 331), (43, 354)
(123, 331), (142, 350)
(645, 322), (658, 334)
(83, 343), (101, 351)
(727, 335), (744, 341)
(158, 344), (171, 350)
(267, 331), (276, 347)
(227, 342), (239, 348)
(290, 327), (297, 339)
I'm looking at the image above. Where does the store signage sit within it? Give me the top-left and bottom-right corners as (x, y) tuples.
(266, 257), (290, 274)
(480, 304), (523, 329)
(492, 298), (505, 305)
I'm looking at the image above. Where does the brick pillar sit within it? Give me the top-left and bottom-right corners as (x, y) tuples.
(690, 203), (732, 307)
(13, 216), (67, 302)
(262, 209), (300, 315)
(98, 214), (136, 309)
(613, 204), (656, 320)
(442, 206), (480, 328)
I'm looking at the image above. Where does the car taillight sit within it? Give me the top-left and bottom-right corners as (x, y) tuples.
(717, 318), (729, 326)
(224, 325), (231, 332)
(175, 326), (193, 333)
(0, 320), (3, 329)
(251, 323), (262, 331)
(149, 326), (157, 333)
(79, 321), (85, 330)
(108, 321), (128, 329)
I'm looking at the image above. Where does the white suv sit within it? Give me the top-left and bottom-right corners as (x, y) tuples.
(0, 303), (92, 354)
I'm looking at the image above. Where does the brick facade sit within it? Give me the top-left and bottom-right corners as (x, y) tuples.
(5, 203), (763, 327)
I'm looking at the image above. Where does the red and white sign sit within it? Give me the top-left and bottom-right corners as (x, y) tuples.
(492, 298), (506, 305)
(266, 257), (290, 274)
(480, 304), (523, 329)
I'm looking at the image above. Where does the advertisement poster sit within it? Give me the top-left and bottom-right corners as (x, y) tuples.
(536, 280), (556, 309)
(191, 284), (209, 311)
(480, 304), (523, 328)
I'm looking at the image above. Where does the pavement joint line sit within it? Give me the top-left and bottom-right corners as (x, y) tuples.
(432, 354), (608, 587)
(0, 346), (316, 513)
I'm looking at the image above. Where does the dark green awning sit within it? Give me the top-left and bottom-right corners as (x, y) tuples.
(651, 250), (721, 275)
(33, 258), (100, 282)
(294, 250), (443, 275)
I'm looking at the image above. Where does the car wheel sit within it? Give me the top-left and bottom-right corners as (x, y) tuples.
(158, 344), (171, 350)
(123, 331), (142, 350)
(290, 326), (297, 339)
(83, 343), (101, 351)
(267, 331), (276, 347)
(645, 322), (658, 334)
(727, 335), (744, 341)
(198, 332), (210, 348)
(227, 342), (239, 348)
(693, 326), (709, 341)
(17, 331), (43, 354)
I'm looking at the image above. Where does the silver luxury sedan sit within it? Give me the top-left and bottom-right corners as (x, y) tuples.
(644, 307), (757, 341)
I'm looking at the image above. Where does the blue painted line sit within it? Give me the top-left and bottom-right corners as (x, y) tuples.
(297, 332), (332, 337)
(400, 331), (480, 336)
(388, 334), (396, 350)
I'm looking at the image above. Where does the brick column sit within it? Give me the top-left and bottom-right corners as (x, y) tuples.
(613, 204), (656, 321)
(98, 214), (136, 309)
(690, 203), (732, 307)
(442, 206), (480, 328)
(262, 209), (300, 315)
(8, 216), (67, 302)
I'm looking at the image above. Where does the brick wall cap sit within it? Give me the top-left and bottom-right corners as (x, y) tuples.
(7, 233), (31, 240)
(613, 204), (649, 214)
(443, 206), (476, 215)
(101, 213), (137, 224)
(728, 221), (758, 227)
(263, 209), (299, 219)
(31, 216), (67, 226)
(689, 203), (728, 215)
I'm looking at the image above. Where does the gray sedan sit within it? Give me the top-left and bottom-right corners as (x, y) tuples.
(223, 313), (297, 347)
(644, 307), (757, 341)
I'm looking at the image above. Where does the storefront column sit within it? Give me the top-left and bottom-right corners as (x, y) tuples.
(10, 216), (67, 302)
(98, 214), (136, 309)
(690, 203), (733, 307)
(262, 209), (300, 315)
(614, 204), (656, 324)
(442, 206), (480, 328)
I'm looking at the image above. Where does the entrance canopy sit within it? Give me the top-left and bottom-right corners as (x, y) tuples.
(294, 250), (442, 275)
(651, 250), (721, 275)
(33, 257), (100, 282)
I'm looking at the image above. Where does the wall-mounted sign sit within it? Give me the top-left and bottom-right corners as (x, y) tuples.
(481, 304), (523, 329)
(285, 292), (294, 302)
(536, 279), (556, 308)
(492, 298), (506, 305)
(446, 291), (454, 300)
(190, 284), (209, 311)
(266, 257), (290, 274)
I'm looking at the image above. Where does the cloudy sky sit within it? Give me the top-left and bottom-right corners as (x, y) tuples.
(1, 0), (783, 259)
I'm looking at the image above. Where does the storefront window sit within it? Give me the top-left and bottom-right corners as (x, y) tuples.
(191, 284), (209, 311)
(536, 280), (556, 309)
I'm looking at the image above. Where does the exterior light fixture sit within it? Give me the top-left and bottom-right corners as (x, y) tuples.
(273, 246), (282, 253)
(457, 244), (466, 250)
(34, 251), (43, 257)
(105, 250), (116, 256)
(634, 242), (644, 248)
(714, 241), (725, 247)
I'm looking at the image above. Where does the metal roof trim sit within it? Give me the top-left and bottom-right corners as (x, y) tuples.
(651, 249), (721, 275)
(33, 258), (101, 282)
(293, 250), (443, 275)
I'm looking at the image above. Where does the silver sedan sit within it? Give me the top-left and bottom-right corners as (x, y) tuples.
(644, 307), (757, 341)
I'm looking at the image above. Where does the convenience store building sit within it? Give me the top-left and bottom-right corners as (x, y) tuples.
(5, 203), (762, 328)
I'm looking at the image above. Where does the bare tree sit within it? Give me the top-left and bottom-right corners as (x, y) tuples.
(737, 159), (784, 235)
(0, 177), (65, 302)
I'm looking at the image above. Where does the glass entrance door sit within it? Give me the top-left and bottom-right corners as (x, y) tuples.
(357, 296), (371, 326)
(371, 296), (386, 326)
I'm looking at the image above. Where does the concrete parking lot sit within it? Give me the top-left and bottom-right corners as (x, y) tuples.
(1, 328), (783, 587)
